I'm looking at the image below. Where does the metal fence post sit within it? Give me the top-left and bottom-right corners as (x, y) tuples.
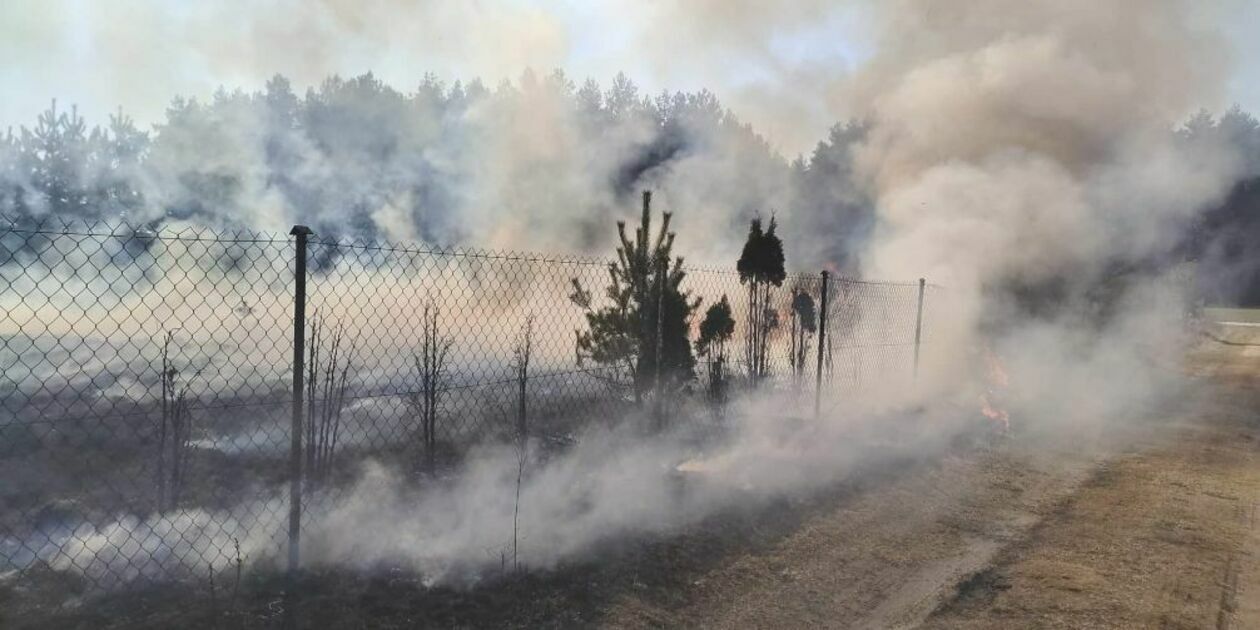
(814, 270), (829, 420)
(913, 277), (925, 380)
(288, 225), (313, 581)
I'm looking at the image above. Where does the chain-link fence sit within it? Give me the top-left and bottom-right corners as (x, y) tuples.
(0, 214), (935, 591)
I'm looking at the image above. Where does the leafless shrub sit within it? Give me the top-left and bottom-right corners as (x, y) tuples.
(511, 315), (536, 571)
(479, 339), (534, 577)
(207, 561), (218, 628)
(305, 314), (355, 486)
(156, 329), (196, 511)
(513, 315), (535, 439)
(408, 301), (453, 474)
(231, 537), (243, 612)
(510, 426), (527, 574)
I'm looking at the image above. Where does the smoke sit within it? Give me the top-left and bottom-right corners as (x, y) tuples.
(8, 1), (1247, 276)
(857, 0), (1229, 278)
(0, 1), (569, 127)
(300, 391), (952, 583)
(6, 0), (1260, 597)
(0, 73), (805, 268)
(0, 0), (877, 158)
(849, 0), (1243, 435)
(0, 1), (879, 270)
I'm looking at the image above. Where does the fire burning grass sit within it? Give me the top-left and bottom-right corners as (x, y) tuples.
(979, 349), (1011, 433)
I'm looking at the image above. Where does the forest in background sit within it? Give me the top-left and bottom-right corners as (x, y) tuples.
(1, 71), (1259, 304)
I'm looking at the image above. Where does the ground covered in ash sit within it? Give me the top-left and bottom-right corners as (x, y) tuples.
(4, 331), (1259, 629)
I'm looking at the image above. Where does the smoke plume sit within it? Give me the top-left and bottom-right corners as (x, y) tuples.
(260, 0), (1258, 580)
(5, 0), (1259, 592)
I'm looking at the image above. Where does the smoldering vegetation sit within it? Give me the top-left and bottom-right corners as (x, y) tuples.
(0, 206), (936, 592)
(843, 2), (1260, 462)
(5, 0), (1260, 622)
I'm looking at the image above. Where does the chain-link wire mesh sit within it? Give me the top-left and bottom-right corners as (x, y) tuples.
(677, 268), (826, 416)
(820, 278), (935, 409)
(1, 215), (937, 592)
(0, 215), (293, 588)
(296, 237), (639, 518)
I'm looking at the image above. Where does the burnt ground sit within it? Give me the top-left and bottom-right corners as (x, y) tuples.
(918, 332), (1260, 630)
(3, 329), (1258, 629)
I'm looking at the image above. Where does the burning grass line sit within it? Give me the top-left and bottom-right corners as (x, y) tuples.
(1201, 330), (1260, 347)
(2, 365), (629, 429)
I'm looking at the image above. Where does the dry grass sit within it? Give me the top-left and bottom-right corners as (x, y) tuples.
(923, 335), (1260, 629)
(925, 400), (1260, 628)
(7, 335), (1260, 629)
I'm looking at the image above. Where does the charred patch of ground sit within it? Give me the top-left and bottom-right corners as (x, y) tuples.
(0, 431), (957, 629)
(10, 337), (1243, 629)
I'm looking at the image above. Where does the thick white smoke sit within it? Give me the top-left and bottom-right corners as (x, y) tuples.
(856, 0), (1237, 288)
(220, 0), (1260, 581)
(845, 1), (1244, 428)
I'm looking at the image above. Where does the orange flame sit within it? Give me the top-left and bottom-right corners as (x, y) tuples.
(985, 350), (1009, 388)
(980, 348), (1010, 432)
(980, 393), (1010, 431)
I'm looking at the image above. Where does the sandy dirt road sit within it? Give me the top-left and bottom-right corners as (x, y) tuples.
(923, 391), (1260, 629)
(601, 333), (1260, 629)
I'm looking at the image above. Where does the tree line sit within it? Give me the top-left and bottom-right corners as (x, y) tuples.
(0, 71), (875, 272)
(1176, 107), (1260, 306)
(3, 73), (1259, 302)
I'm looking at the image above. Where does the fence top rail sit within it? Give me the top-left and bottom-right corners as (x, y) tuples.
(0, 212), (936, 289)
(679, 264), (938, 288)
(831, 277), (943, 289)
(678, 264), (823, 282)
(309, 234), (617, 268)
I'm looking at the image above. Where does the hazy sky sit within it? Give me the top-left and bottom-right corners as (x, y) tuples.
(0, 0), (1255, 156)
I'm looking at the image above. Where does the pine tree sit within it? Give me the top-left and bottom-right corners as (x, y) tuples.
(789, 287), (817, 380)
(0, 127), (22, 214)
(697, 295), (736, 403)
(737, 215), (786, 380)
(571, 191), (697, 405)
(22, 100), (91, 216)
(98, 108), (148, 216)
